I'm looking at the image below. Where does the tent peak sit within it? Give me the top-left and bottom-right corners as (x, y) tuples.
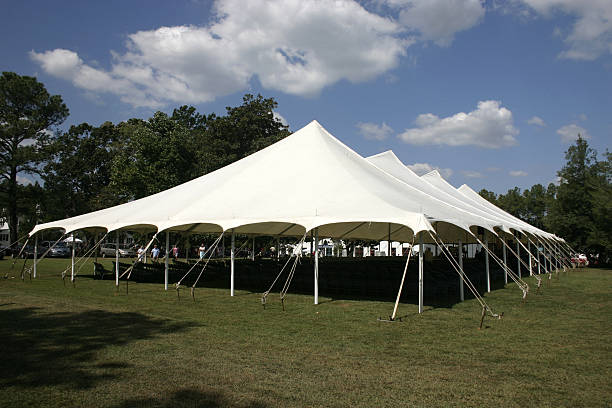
(423, 169), (442, 178)
(366, 150), (400, 161)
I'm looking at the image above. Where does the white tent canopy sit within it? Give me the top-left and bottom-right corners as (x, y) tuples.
(366, 151), (527, 241)
(31, 121), (554, 245)
(31, 121), (443, 241)
(27, 121), (563, 314)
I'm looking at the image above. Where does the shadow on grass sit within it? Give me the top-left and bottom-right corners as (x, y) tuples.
(0, 306), (192, 390)
(112, 388), (267, 408)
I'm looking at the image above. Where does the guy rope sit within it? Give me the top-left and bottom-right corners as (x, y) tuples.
(428, 231), (502, 328)
(476, 235), (533, 297)
(174, 232), (224, 300)
(58, 233), (108, 286)
(21, 234), (67, 281)
(188, 232), (225, 301)
(118, 232), (159, 293)
(261, 233), (307, 310)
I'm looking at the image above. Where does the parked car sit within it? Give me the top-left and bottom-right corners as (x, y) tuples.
(21, 245), (45, 258)
(40, 241), (71, 258)
(0, 244), (12, 258)
(100, 243), (136, 257)
(570, 253), (589, 267)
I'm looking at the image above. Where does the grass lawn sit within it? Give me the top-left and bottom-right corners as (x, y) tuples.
(0, 258), (610, 407)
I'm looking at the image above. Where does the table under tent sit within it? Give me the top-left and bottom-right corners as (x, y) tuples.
(22, 120), (570, 323)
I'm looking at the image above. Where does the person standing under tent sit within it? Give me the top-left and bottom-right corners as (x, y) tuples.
(199, 243), (206, 259)
(151, 244), (160, 263)
(172, 245), (179, 260)
(137, 245), (145, 262)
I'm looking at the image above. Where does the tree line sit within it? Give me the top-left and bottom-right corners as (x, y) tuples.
(1, 71), (610, 259)
(0, 72), (289, 244)
(478, 137), (611, 260)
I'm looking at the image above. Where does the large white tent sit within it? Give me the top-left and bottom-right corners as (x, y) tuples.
(28, 120), (563, 315)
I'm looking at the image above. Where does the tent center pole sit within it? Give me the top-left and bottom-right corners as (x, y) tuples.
(388, 223), (391, 256)
(231, 230), (235, 296)
(418, 233), (424, 314)
(314, 228), (319, 305)
(516, 240), (521, 278)
(71, 235), (75, 283)
(485, 234), (490, 293)
(502, 238), (508, 284)
(115, 231), (120, 286)
(164, 230), (169, 291)
(458, 240), (464, 301)
(528, 241), (533, 276)
(251, 236), (255, 261)
(33, 235), (38, 279)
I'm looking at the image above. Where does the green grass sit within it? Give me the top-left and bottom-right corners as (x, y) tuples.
(1, 258), (610, 407)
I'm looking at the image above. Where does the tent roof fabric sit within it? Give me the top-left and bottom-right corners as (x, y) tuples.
(32, 121), (436, 241)
(367, 150), (554, 241)
(30, 121), (557, 243)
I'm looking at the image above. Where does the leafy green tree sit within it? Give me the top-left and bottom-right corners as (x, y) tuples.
(586, 150), (611, 259)
(110, 95), (289, 201)
(43, 122), (118, 219)
(198, 94), (290, 175)
(522, 184), (547, 229)
(478, 189), (497, 205)
(547, 135), (599, 251)
(109, 113), (199, 201)
(497, 187), (525, 220)
(0, 72), (69, 242)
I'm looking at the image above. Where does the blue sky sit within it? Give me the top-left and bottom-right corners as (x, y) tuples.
(2, 0), (610, 193)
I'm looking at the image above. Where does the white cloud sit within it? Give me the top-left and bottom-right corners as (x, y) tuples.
(527, 116), (546, 126)
(273, 111), (288, 127)
(556, 123), (591, 143)
(461, 170), (484, 178)
(509, 170), (528, 176)
(386, 0), (485, 46)
(18, 138), (36, 147)
(407, 162), (453, 178)
(518, 0), (612, 60)
(356, 121), (394, 141)
(398, 100), (519, 148)
(16, 175), (34, 186)
(31, 0), (412, 108)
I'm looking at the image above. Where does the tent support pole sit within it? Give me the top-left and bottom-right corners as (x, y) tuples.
(277, 237), (280, 260)
(502, 238), (508, 285)
(314, 228), (319, 305)
(231, 230), (235, 296)
(251, 236), (255, 261)
(458, 240), (464, 301)
(538, 245), (541, 274)
(33, 235), (38, 279)
(388, 223), (391, 256)
(485, 234), (490, 293)
(516, 241), (521, 278)
(164, 230), (169, 291)
(94, 232), (98, 271)
(71, 236), (75, 283)
(528, 241), (533, 276)
(115, 231), (119, 286)
(418, 233), (424, 314)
